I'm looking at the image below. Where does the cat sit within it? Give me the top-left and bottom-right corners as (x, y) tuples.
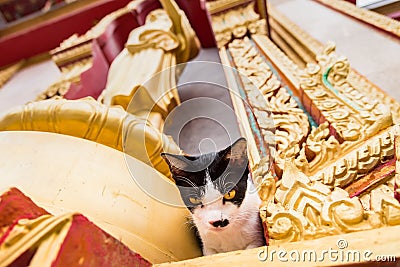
(161, 138), (265, 255)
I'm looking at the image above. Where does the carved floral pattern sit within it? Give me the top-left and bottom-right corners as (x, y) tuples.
(228, 37), (310, 176)
(264, 162), (400, 244)
(209, 3), (266, 47)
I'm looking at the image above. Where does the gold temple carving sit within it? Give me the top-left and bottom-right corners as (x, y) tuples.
(299, 43), (392, 144)
(227, 37), (309, 177)
(263, 161), (400, 244)
(2, 0), (400, 265)
(37, 5), (134, 100)
(0, 98), (180, 179)
(209, 2), (266, 47)
(266, 5), (400, 124)
(100, 0), (199, 115)
(204, 0), (400, 251)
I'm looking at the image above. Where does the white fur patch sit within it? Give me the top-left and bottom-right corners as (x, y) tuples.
(191, 178), (264, 255)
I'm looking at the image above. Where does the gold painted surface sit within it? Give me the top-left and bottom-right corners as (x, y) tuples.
(209, 2), (266, 47)
(100, 1), (200, 114)
(253, 126), (398, 244)
(38, 2), (134, 100)
(0, 213), (74, 267)
(299, 43), (393, 144)
(0, 98), (180, 179)
(218, 47), (262, 167)
(264, 160), (400, 244)
(268, 5), (323, 59)
(252, 35), (397, 179)
(228, 37), (309, 176)
(0, 131), (202, 263)
(314, 0), (400, 37)
(252, 34), (301, 89)
(156, 224), (400, 266)
(266, 6), (400, 123)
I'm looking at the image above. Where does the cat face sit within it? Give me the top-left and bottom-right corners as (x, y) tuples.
(161, 138), (249, 231)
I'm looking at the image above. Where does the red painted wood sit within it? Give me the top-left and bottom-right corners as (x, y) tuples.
(0, 0), (131, 67)
(53, 214), (151, 266)
(96, 12), (140, 64)
(176, 0), (216, 48)
(133, 0), (162, 25)
(63, 40), (109, 100)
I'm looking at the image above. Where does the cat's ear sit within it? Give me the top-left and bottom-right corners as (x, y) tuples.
(161, 153), (191, 171)
(219, 138), (248, 165)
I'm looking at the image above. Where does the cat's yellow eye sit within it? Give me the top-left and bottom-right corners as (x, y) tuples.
(224, 190), (236, 200)
(189, 197), (202, 205)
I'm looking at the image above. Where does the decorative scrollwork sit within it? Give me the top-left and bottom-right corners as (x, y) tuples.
(299, 44), (393, 145)
(295, 122), (341, 175)
(228, 37), (310, 177)
(209, 3), (266, 47)
(264, 161), (400, 244)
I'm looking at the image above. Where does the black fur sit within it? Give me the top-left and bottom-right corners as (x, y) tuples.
(161, 138), (249, 212)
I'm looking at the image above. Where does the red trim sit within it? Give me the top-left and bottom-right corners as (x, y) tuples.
(0, 0), (131, 67)
(176, 0), (216, 48)
(64, 40), (109, 100)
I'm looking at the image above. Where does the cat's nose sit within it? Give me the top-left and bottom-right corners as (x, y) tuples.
(209, 219), (229, 228)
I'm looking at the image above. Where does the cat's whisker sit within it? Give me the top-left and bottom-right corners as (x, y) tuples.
(162, 138), (264, 255)
(218, 171), (232, 192)
(176, 176), (198, 188)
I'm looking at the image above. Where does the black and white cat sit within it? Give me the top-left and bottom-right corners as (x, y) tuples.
(161, 138), (265, 255)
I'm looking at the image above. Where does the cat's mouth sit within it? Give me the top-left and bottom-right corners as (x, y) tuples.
(208, 219), (230, 231)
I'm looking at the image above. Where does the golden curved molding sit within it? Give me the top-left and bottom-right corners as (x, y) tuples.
(0, 98), (180, 179)
(265, 161), (400, 244)
(0, 131), (202, 263)
(300, 125), (395, 187)
(314, 0), (400, 38)
(268, 4), (323, 58)
(229, 36), (395, 185)
(294, 122), (341, 175)
(347, 70), (400, 124)
(51, 41), (93, 68)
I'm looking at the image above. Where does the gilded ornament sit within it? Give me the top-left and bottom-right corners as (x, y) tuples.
(228, 37), (310, 177)
(264, 162), (400, 244)
(208, 3), (266, 47)
(0, 98), (181, 179)
(100, 2), (200, 114)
